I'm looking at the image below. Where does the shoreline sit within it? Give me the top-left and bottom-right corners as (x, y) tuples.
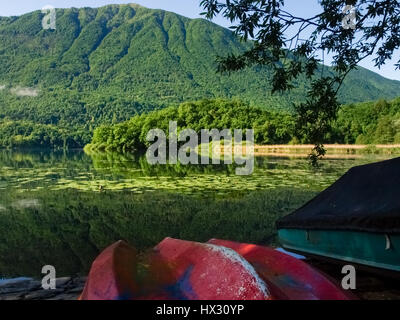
(211, 144), (400, 159)
(84, 143), (400, 159)
(0, 277), (86, 300)
(2, 262), (399, 300)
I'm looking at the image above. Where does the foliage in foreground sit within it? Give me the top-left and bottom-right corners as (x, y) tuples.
(200, 0), (400, 160)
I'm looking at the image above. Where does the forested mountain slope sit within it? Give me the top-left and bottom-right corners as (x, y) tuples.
(0, 4), (399, 119)
(0, 4), (399, 148)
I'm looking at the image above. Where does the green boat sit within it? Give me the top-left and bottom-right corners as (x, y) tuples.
(277, 158), (400, 272)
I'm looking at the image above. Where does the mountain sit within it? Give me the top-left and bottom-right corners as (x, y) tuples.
(0, 3), (399, 128)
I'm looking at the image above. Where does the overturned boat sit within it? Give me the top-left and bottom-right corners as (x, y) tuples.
(277, 157), (400, 272)
(80, 238), (353, 300)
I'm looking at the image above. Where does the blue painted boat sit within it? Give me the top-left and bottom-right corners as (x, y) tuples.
(277, 157), (400, 272)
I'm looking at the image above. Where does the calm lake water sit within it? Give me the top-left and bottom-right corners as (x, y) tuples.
(0, 149), (395, 278)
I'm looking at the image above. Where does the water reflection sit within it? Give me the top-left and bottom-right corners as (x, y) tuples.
(0, 149), (385, 195)
(0, 149), (395, 278)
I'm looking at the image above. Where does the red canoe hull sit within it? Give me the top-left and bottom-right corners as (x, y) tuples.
(80, 238), (354, 300)
(152, 238), (271, 300)
(208, 239), (354, 300)
(80, 240), (138, 300)
(80, 239), (270, 300)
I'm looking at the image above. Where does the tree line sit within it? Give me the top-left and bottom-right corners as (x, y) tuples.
(87, 98), (400, 152)
(2, 97), (400, 150)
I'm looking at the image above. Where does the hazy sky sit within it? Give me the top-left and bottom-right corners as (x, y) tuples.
(1, 0), (399, 81)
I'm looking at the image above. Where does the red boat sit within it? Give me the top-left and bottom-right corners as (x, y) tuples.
(208, 239), (353, 300)
(80, 238), (353, 300)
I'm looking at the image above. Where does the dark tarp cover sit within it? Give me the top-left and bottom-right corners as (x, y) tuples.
(276, 157), (400, 234)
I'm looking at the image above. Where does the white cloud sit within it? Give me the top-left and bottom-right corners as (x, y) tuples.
(12, 199), (40, 209)
(10, 86), (39, 97)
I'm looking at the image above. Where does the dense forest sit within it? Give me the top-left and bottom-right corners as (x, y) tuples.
(85, 98), (400, 152)
(2, 97), (400, 150)
(87, 99), (295, 152)
(0, 88), (154, 148)
(332, 98), (400, 144)
(0, 120), (89, 149)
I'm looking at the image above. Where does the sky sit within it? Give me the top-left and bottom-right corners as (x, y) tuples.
(1, 0), (399, 81)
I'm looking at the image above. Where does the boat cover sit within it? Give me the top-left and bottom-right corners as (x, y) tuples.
(277, 157), (400, 234)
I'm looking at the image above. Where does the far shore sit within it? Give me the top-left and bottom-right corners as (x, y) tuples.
(252, 144), (400, 157)
(4, 143), (399, 159)
(212, 144), (400, 159)
(255, 144), (400, 149)
(83, 142), (400, 159)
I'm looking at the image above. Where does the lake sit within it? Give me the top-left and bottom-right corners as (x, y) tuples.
(0, 149), (395, 278)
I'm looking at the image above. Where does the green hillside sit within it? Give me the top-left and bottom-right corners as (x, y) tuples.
(0, 4), (399, 148)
